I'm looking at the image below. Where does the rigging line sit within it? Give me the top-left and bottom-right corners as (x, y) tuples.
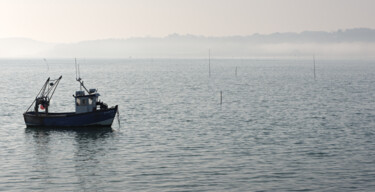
(40, 77), (50, 98)
(49, 76), (62, 100)
(45, 76), (62, 97)
(26, 77), (49, 112)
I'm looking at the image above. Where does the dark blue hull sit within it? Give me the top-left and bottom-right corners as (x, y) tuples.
(23, 105), (118, 128)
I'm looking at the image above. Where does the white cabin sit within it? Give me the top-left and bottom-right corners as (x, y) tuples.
(75, 89), (100, 113)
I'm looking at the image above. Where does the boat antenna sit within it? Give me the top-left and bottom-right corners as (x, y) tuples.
(74, 58), (90, 93)
(75, 58), (83, 91)
(78, 62), (81, 80)
(75, 58), (82, 81)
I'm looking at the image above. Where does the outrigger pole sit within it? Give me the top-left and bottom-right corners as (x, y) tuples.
(26, 76), (62, 113)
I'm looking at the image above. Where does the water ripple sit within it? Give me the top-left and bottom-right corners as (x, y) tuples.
(0, 59), (375, 191)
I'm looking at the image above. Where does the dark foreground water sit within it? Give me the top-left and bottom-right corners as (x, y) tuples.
(1, 59), (375, 191)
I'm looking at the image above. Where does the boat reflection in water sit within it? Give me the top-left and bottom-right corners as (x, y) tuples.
(25, 126), (116, 191)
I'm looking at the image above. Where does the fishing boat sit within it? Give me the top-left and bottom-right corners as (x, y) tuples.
(23, 75), (118, 128)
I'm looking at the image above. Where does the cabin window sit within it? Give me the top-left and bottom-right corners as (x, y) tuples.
(82, 98), (87, 105)
(76, 98), (81, 106)
(89, 98), (93, 105)
(76, 98), (88, 106)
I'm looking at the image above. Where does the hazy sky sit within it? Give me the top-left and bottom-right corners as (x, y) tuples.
(0, 0), (374, 43)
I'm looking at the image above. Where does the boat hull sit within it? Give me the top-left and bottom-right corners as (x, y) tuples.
(23, 105), (118, 128)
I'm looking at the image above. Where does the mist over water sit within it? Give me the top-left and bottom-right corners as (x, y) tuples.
(0, 59), (375, 191)
(2, 28), (375, 59)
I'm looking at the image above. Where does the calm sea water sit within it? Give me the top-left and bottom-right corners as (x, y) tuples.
(0, 59), (375, 191)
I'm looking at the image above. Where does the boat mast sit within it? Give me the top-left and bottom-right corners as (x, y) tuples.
(75, 58), (90, 94)
(75, 58), (82, 91)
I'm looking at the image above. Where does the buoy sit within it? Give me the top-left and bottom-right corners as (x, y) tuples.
(40, 104), (45, 110)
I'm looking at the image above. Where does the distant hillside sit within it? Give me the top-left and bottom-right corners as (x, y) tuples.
(0, 38), (55, 58)
(1, 28), (375, 59)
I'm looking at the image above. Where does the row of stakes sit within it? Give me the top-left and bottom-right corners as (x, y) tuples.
(212, 57), (316, 105)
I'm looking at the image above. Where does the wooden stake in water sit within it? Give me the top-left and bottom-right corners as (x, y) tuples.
(313, 55), (316, 80)
(209, 49), (211, 78)
(220, 91), (222, 105)
(43, 58), (49, 72)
